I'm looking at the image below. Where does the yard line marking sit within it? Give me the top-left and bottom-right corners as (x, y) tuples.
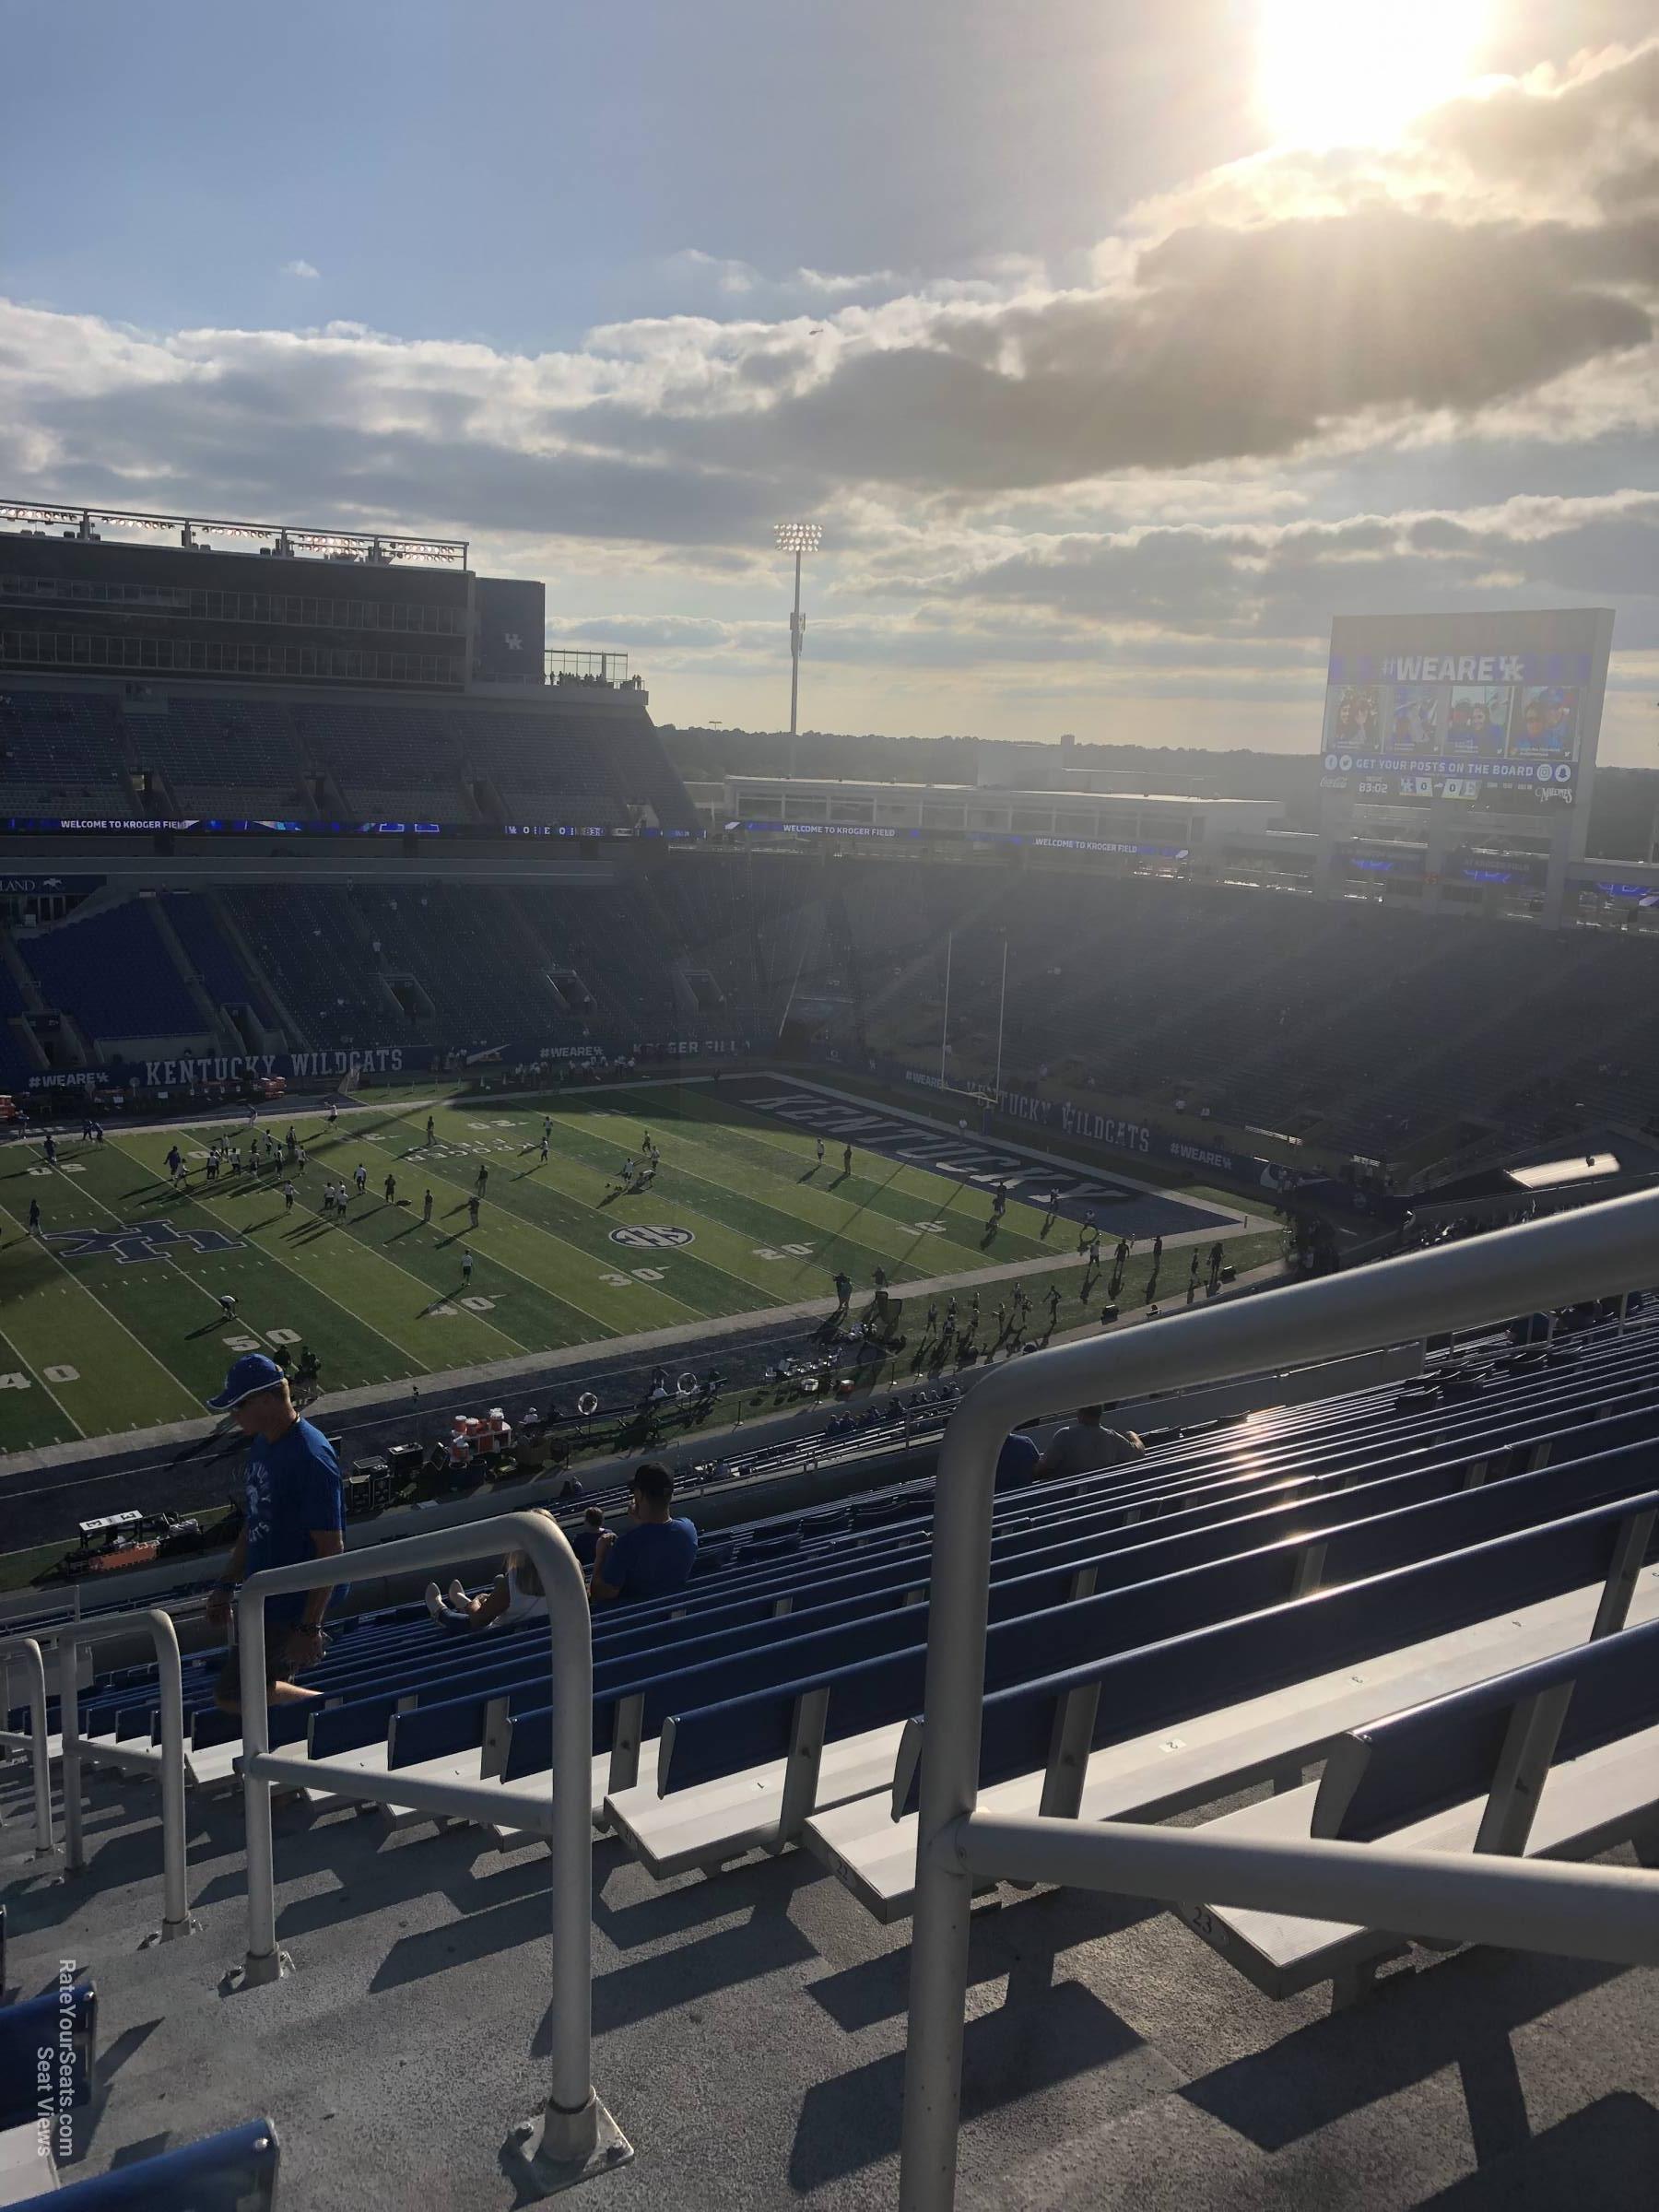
(0, 1322), (79, 1440)
(252, 1178), (524, 1359)
(571, 1094), (1008, 1278)
(368, 1109), (708, 1333)
(90, 1136), (427, 1378)
(0, 1188), (191, 1430)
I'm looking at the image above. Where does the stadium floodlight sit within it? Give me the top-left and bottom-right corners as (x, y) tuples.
(773, 522), (823, 773)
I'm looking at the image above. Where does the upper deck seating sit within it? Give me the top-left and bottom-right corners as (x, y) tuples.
(21, 903), (201, 1042)
(348, 886), (561, 1041)
(164, 892), (269, 1016)
(0, 691), (135, 815)
(124, 696), (305, 818)
(216, 886), (394, 1040)
(0, 950), (35, 1086)
(780, 852), (1659, 1153)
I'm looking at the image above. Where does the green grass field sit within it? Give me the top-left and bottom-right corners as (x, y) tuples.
(0, 1076), (1276, 1455)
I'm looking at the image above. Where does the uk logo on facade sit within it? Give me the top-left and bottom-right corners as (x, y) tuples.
(46, 1221), (245, 1265)
(607, 1224), (695, 1250)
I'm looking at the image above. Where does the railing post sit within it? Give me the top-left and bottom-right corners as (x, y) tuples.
(0, 1638), (57, 1862)
(145, 1610), (197, 1944)
(230, 1513), (632, 2185)
(58, 1637), (85, 1873)
(237, 1588), (287, 1986)
(899, 1386), (1005, 2212)
(502, 1514), (634, 2185)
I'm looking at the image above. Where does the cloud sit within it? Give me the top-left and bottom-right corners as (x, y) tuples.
(0, 38), (1654, 748)
(793, 266), (900, 298)
(744, 208), (1651, 491)
(3, 45), (1652, 533)
(915, 492), (1659, 652)
(666, 248), (759, 297)
(279, 259), (321, 280)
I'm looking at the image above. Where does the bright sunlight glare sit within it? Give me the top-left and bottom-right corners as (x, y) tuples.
(1257, 0), (1490, 149)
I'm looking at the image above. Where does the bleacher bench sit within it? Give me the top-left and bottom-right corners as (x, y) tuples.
(1169, 1612), (1659, 2004)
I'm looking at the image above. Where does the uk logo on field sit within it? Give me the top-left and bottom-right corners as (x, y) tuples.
(608, 1224), (695, 1250)
(46, 1220), (245, 1265)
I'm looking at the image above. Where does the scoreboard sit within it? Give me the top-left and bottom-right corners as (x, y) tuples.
(1318, 611), (1612, 817)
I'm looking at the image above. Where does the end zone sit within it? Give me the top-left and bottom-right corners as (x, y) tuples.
(717, 1071), (1269, 1240)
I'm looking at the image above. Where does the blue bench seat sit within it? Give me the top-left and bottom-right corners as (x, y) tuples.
(1173, 1611), (1659, 1999)
(805, 1556), (1659, 1923)
(602, 1482), (1659, 1878)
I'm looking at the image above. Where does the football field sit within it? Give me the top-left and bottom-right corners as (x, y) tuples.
(0, 1071), (1269, 1456)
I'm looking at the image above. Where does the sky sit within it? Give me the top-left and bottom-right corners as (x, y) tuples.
(1, 0), (1656, 759)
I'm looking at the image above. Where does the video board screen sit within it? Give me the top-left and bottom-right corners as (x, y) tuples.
(1318, 611), (1611, 815)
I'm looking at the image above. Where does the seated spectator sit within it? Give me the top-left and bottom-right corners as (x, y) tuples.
(569, 1505), (606, 1570)
(590, 1463), (698, 1606)
(1035, 1404), (1144, 1481)
(424, 1507), (559, 1630)
(994, 1427), (1040, 1492)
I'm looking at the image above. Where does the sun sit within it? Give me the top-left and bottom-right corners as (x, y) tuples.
(1256, 0), (1489, 149)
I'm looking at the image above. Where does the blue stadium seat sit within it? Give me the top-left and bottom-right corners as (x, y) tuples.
(22, 904), (202, 1043)
(14, 2117), (280, 2210)
(0, 1980), (96, 2132)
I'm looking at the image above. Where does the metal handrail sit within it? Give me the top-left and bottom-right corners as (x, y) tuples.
(957, 1812), (1659, 1960)
(0, 1636), (56, 1863)
(48, 1607), (195, 1943)
(235, 1511), (631, 2185)
(900, 1187), (1659, 2212)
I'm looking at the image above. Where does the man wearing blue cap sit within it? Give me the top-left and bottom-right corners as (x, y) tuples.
(203, 1351), (345, 1712)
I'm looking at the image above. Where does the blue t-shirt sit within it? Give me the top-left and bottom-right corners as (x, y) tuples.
(600, 1516), (698, 1602)
(242, 1418), (344, 1627)
(994, 1432), (1040, 1492)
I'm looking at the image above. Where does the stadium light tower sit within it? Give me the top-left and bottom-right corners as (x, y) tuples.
(773, 521), (821, 777)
